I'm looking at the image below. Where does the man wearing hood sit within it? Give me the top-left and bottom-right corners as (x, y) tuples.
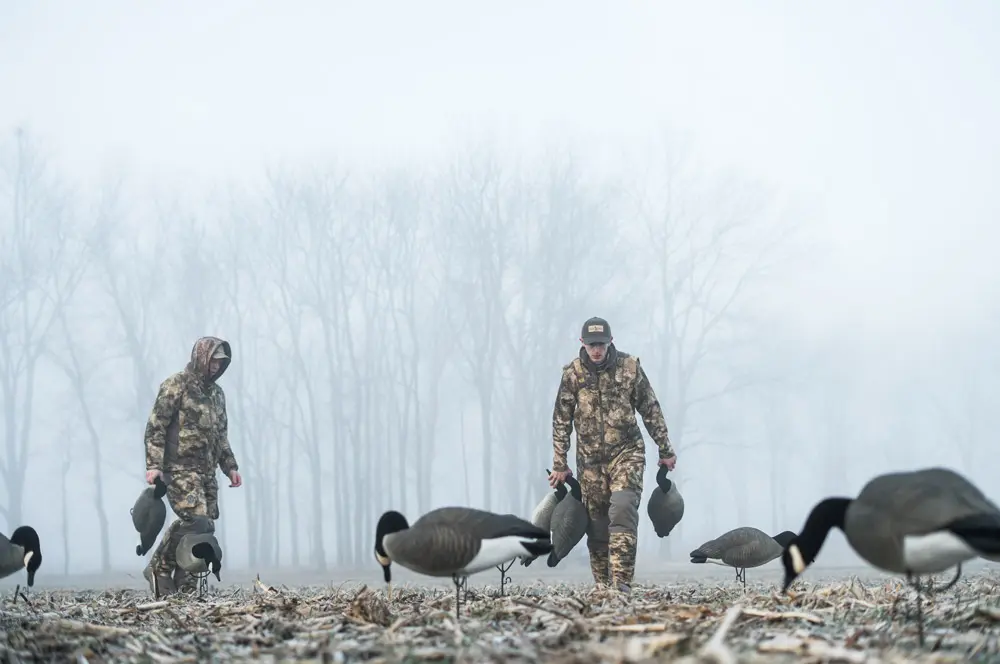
(142, 336), (242, 596)
(548, 317), (676, 593)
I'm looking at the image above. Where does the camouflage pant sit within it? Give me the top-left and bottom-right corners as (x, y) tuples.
(149, 470), (219, 589)
(578, 448), (644, 588)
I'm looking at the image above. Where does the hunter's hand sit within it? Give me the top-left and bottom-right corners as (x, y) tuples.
(146, 469), (163, 485)
(548, 469), (572, 488)
(229, 470), (243, 488)
(658, 456), (677, 471)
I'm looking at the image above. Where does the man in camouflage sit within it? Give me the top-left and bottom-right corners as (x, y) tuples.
(548, 317), (677, 593)
(143, 336), (243, 596)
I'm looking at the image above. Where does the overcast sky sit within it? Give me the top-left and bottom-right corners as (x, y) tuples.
(3, 0), (999, 353)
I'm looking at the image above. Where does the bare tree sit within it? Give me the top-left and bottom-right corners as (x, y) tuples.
(495, 149), (626, 515)
(622, 134), (803, 555)
(436, 144), (513, 511)
(0, 128), (78, 528)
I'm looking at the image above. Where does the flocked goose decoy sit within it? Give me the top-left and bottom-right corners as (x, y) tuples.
(521, 469), (567, 568)
(0, 526), (42, 590)
(131, 475), (168, 556)
(646, 464), (685, 537)
(780, 466), (1000, 646)
(547, 474), (589, 567)
(689, 526), (796, 587)
(374, 506), (552, 618)
(174, 516), (223, 597)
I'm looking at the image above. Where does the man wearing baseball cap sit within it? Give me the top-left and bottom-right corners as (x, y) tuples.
(549, 316), (677, 593)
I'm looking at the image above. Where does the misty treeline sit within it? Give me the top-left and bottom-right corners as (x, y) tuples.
(2, 125), (999, 576)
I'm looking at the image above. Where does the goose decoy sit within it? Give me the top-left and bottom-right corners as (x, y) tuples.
(780, 466), (1000, 646)
(521, 469), (568, 568)
(0, 526), (42, 588)
(174, 517), (223, 597)
(131, 475), (168, 556)
(689, 526), (796, 587)
(646, 464), (685, 537)
(547, 474), (589, 567)
(374, 506), (552, 618)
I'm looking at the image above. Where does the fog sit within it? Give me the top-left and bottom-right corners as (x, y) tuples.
(1, 1), (999, 584)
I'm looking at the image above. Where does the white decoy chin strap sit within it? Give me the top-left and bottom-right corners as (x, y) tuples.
(789, 544), (806, 575)
(23, 551), (33, 566)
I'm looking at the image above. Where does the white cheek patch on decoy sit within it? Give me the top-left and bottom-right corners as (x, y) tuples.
(375, 552), (390, 567)
(789, 545), (805, 575)
(23, 551), (33, 567)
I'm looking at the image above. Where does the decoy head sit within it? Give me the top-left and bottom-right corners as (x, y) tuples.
(192, 542), (222, 581)
(152, 475), (168, 499)
(771, 530), (797, 548)
(655, 464), (672, 493)
(554, 482), (568, 500)
(374, 510), (409, 583)
(10, 526), (41, 587)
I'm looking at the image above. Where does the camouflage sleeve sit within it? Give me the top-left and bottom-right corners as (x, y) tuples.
(631, 358), (675, 459)
(215, 388), (239, 476)
(551, 365), (577, 472)
(144, 375), (183, 472)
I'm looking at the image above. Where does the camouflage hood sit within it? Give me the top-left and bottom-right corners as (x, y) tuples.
(186, 336), (232, 383)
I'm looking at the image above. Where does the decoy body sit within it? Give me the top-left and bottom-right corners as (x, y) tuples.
(780, 466), (1000, 646)
(374, 506), (552, 617)
(646, 464), (685, 537)
(690, 526), (796, 587)
(131, 476), (168, 556)
(0, 526), (42, 587)
(547, 475), (589, 567)
(521, 475), (567, 567)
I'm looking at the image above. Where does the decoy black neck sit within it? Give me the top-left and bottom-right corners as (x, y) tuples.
(374, 510), (408, 580)
(554, 483), (568, 500)
(565, 476), (582, 501)
(655, 464), (672, 492)
(153, 476), (168, 499)
(11, 526), (41, 587)
(796, 497), (850, 563)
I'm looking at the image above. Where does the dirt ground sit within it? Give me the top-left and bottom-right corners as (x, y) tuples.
(3, 560), (1000, 662)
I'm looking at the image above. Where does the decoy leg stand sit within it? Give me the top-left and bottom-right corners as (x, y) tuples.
(451, 574), (468, 619)
(735, 567), (746, 588)
(496, 559), (514, 597)
(906, 573), (926, 647)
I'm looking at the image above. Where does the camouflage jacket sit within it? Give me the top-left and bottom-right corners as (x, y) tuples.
(551, 344), (674, 472)
(144, 337), (239, 478)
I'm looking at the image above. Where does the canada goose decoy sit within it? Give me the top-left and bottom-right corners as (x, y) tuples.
(646, 464), (685, 537)
(374, 506), (552, 618)
(0, 526), (42, 591)
(689, 526), (796, 587)
(547, 475), (589, 567)
(780, 466), (1000, 646)
(521, 469), (568, 568)
(131, 475), (168, 556)
(174, 518), (223, 598)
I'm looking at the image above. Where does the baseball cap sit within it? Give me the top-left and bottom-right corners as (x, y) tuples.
(581, 317), (612, 344)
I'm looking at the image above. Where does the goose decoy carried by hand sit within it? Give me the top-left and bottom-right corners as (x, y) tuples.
(646, 464), (685, 537)
(547, 474), (589, 567)
(521, 468), (567, 568)
(689, 526), (795, 587)
(131, 475), (168, 556)
(0, 525), (42, 587)
(780, 466), (1000, 646)
(374, 506), (552, 618)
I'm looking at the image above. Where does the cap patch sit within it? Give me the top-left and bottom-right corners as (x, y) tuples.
(587, 324), (604, 333)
